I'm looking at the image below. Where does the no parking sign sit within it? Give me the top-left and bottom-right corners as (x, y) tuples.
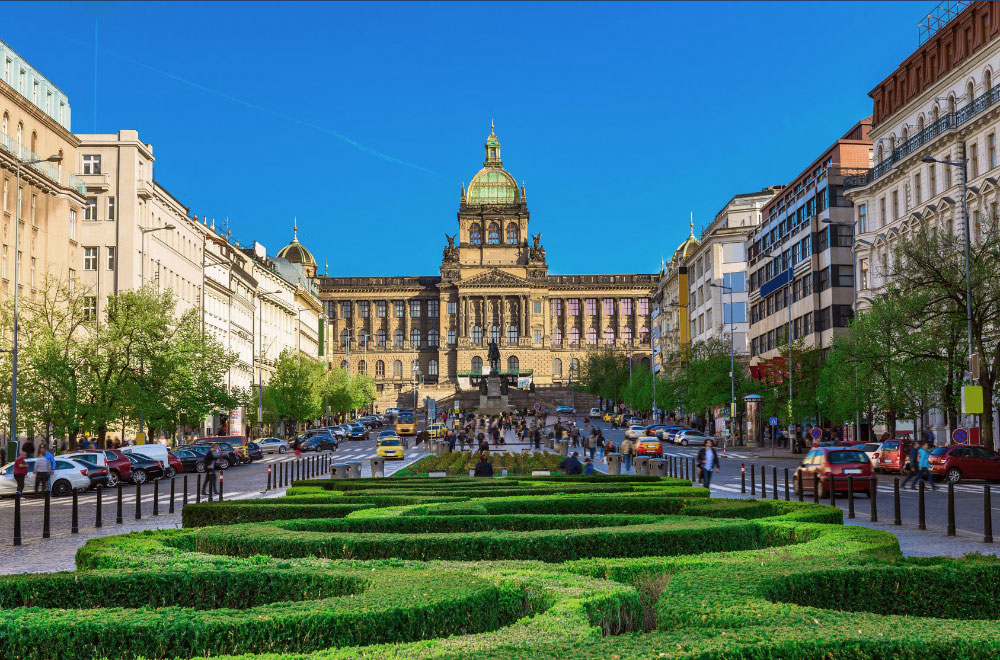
(810, 427), (822, 440)
(953, 428), (968, 444)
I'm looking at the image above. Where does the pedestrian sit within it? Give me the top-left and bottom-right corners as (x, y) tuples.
(559, 451), (583, 476)
(912, 441), (937, 491)
(583, 457), (596, 475)
(570, 425), (580, 448)
(620, 437), (634, 473)
(34, 447), (52, 494)
(201, 447), (217, 496)
(901, 441), (921, 489)
(596, 431), (605, 459)
(473, 453), (494, 477)
(532, 428), (541, 450)
(13, 450), (28, 495)
(697, 439), (722, 491)
(447, 432), (456, 453)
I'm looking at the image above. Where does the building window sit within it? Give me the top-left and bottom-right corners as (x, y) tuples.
(490, 325), (500, 343)
(914, 174), (922, 204)
(68, 268), (75, 291)
(83, 247), (97, 271)
(971, 142), (979, 177)
(393, 360), (403, 377)
(723, 302), (747, 323)
(393, 300), (404, 318)
(552, 327), (562, 346)
(507, 325), (518, 344)
(723, 272), (746, 292)
(427, 300), (439, 317)
(358, 360), (366, 376)
(376, 360), (385, 377)
(107, 196), (115, 222)
(340, 328), (352, 347)
(85, 198), (98, 221)
(448, 329), (456, 345)
(375, 300), (387, 317)
(428, 359), (438, 376)
(82, 155), (101, 175)
(603, 327), (615, 345)
(891, 190), (899, 221)
(569, 327), (580, 345)
(83, 296), (97, 321)
(929, 165), (936, 197)
(505, 222), (519, 244)
(447, 301), (456, 315)
(860, 259), (869, 290)
(857, 203), (868, 233)
(376, 329), (387, 347)
(550, 299), (562, 316)
(358, 301), (369, 318)
(359, 330), (370, 348)
(621, 326), (632, 345)
(567, 298), (579, 316)
(107, 247), (116, 270)
(390, 329), (402, 347)
(620, 298), (633, 315)
(68, 209), (76, 241)
(532, 301), (541, 314)
(552, 358), (562, 377)
(637, 298), (649, 315)
(602, 298), (614, 315)
(640, 326), (650, 343)
(324, 301), (336, 319)
(426, 329), (438, 346)
(487, 222), (500, 244)
(533, 329), (542, 343)
(879, 197), (886, 227)
(340, 301), (351, 318)
(990, 133), (997, 170)
(945, 153), (953, 187)
(471, 356), (483, 373)
(507, 356), (518, 372)
(469, 223), (482, 244)
(586, 328), (597, 345)
(471, 325), (482, 344)
(410, 300), (421, 317)
(2, 245), (7, 280)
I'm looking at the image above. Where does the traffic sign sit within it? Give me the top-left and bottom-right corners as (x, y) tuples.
(769, 417), (778, 426)
(953, 428), (969, 444)
(534, 403), (540, 410)
(810, 427), (822, 440)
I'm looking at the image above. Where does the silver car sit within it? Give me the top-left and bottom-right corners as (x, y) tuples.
(0, 458), (92, 497)
(257, 438), (289, 454)
(674, 430), (711, 446)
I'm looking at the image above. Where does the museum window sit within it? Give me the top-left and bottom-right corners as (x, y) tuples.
(448, 329), (456, 345)
(412, 359), (420, 375)
(586, 328), (597, 345)
(340, 301), (352, 318)
(552, 358), (562, 377)
(393, 360), (402, 377)
(552, 327), (562, 346)
(567, 298), (579, 316)
(488, 222), (500, 244)
(570, 358), (580, 376)
(506, 222), (519, 244)
(394, 329), (404, 347)
(428, 359), (438, 376)
(376, 329), (387, 347)
(324, 301), (336, 319)
(394, 300), (404, 318)
(603, 327), (615, 346)
(427, 300), (439, 317)
(550, 299), (562, 316)
(471, 325), (483, 344)
(640, 326), (650, 344)
(602, 298), (614, 315)
(621, 326), (632, 345)
(410, 328), (421, 347)
(620, 298), (632, 315)
(584, 298), (596, 315)
(358, 360), (366, 376)
(507, 325), (518, 344)
(410, 300), (421, 317)
(533, 301), (542, 314)
(376, 300), (387, 318)
(471, 356), (483, 373)
(469, 223), (482, 245)
(358, 301), (369, 318)
(568, 327), (580, 345)
(359, 330), (370, 348)
(447, 301), (456, 315)
(533, 329), (542, 343)
(375, 360), (385, 377)
(427, 329), (439, 347)
(340, 328), (352, 346)
(489, 325), (500, 343)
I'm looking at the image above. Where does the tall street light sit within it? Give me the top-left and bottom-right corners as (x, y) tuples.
(11, 154), (61, 455)
(710, 282), (736, 441)
(922, 154), (976, 432)
(256, 290), (282, 439)
(136, 223), (175, 443)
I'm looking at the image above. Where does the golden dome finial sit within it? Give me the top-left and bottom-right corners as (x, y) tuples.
(490, 118), (495, 135)
(689, 212), (694, 237)
(293, 216), (298, 242)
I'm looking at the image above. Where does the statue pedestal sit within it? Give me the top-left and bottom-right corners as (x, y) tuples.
(478, 373), (509, 415)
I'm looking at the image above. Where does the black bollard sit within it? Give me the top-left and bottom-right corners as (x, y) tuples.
(847, 476), (855, 519)
(169, 478), (175, 514)
(95, 485), (103, 528)
(918, 480), (926, 530)
(797, 471), (804, 502)
(784, 467), (790, 501)
(946, 483), (956, 536)
(71, 489), (79, 533)
(741, 464), (746, 493)
(42, 491), (51, 538)
(750, 464), (756, 496)
(984, 486), (993, 544)
(893, 477), (901, 525)
(153, 478), (159, 516)
(267, 465), (272, 491)
(13, 493), (21, 546)
(813, 473), (820, 504)
(196, 474), (202, 503)
(135, 482), (142, 520)
(219, 471), (224, 501)
(183, 475), (189, 507)
(829, 472), (836, 507)
(870, 477), (878, 522)
(761, 466), (766, 499)
(116, 483), (123, 524)
(773, 467), (779, 501)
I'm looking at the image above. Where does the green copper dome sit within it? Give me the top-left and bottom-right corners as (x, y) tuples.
(466, 122), (520, 206)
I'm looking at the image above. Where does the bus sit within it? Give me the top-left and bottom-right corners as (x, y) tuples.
(395, 409), (416, 436)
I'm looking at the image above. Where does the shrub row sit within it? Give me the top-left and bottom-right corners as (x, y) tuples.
(400, 450), (564, 476)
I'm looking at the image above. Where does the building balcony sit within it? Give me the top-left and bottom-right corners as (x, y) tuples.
(68, 174), (86, 195)
(78, 173), (111, 193)
(136, 178), (153, 200)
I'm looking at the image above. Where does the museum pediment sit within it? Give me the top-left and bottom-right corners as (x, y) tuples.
(459, 269), (531, 288)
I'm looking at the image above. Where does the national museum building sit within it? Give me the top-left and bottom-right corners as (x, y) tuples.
(297, 127), (656, 408)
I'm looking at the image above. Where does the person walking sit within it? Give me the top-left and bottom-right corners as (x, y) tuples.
(201, 446), (218, 497)
(473, 453), (494, 477)
(912, 441), (937, 491)
(33, 448), (52, 494)
(596, 431), (605, 459)
(583, 457), (596, 475)
(13, 450), (28, 495)
(620, 437), (634, 473)
(901, 441), (921, 489)
(559, 451), (583, 476)
(697, 439), (722, 492)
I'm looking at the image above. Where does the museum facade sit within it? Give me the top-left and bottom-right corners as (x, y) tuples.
(303, 126), (656, 408)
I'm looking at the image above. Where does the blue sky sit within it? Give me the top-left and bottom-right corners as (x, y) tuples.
(6, 1), (933, 275)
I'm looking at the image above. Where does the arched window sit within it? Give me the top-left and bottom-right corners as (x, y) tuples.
(448, 329), (456, 345)
(410, 328), (421, 347)
(640, 356), (651, 368)
(487, 222), (500, 244)
(359, 329), (369, 348)
(507, 325), (518, 344)
(411, 359), (419, 374)
(986, 70), (993, 94)
(428, 359), (438, 376)
(968, 81), (975, 103)
(16, 122), (22, 151)
(394, 329), (404, 347)
(376, 360), (385, 377)
(490, 325), (501, 343)
(570, 358), (580, 376)
(505, 222), (519, 244)
(949, 94), (956, 115)
(471, 356), (483, 373)
(918, 116), (925, 132)
(889, 135), (896, 152)
(340, 328), (352, 346)
(552, 327), (562, 346)
(469, 223), (482, 245)
(603, 327), (615, 345)
(393, 360), (403, 377)
(471, 325), (483, 344)
(552, 358), (562, 377)
(358, 360), (366, 376)
(877, 144), (884, 163)
(568, 327), (580, 345)
(507, 356), (519, 372)
(640, 326), (650, 343)
(376, 328), (387, 347)
(586, 328), (597, 345)
(901, 126), (908, 143)
(1, 113), (7, 136)
(30, 130), (36, 154)
(428, 329), (439, 346)
(621, 326), (633, 345)
(932, 106), (940, 122)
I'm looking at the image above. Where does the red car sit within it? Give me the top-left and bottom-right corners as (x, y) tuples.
(794, 447), (874, 497)
(63, 449), (133, 487)
(165, 452), (183, 478)
(929, 445), (1000, 484)
(876, 438), (915, 474)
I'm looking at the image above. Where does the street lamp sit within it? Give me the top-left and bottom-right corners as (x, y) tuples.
(709, 282), (736, 442)
(922, 155), (976, 421)
(10, 154), (61, 455)
(256, 290), (282, 439)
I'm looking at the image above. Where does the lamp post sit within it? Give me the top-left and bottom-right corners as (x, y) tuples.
(10, 154), (61, 455)
(256, 290), (282, 439)
(136, 223), (175, 442)
(710, 282), (736, 440)
(922, 154), (975, 432)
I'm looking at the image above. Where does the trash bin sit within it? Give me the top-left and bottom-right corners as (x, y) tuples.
(558, 440), (569, 456)
(648, 458), (667, 477)
(331, 463), (350, 479)
(607, 453), (622, 475)
(635, 455), (651, 475)
(370, 457), (385, 478)
(348, 461), (362, 478)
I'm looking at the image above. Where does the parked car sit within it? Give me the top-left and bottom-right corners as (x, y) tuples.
(258, 438), (290, 454)
(124, 453), (165, 484)
(163, 452), (182, 479)
(664, 428), (695, 442)
(853, 442), (883, 466)
(299, 435), (339, 452)
(625, 425), (646, 440)
(589, 407), (601, 418)
(0, 458), (92, 497)
(929, 445), (1000, 484)
(426, 423), (446, 438)
(635, 437), (664, 458)
(246, 442), (264, 461)
(121, 444), (170, 470)
(169, 449), (205, 473)
(73, 459), (112, 489)
(182, 443), (235, 470)
(200, 435), (249, 463)
(655, 426), (685, 441)
(556, 405), (575, 415)
(876, 438), (915, 474)
(793, 447), (874, 497)
(347, 423), (368, 441)
(299, 429), (340, 450)
(376, 436), (405, 460)
(63, 450), (129, 488)
(674, 430), (711, 446)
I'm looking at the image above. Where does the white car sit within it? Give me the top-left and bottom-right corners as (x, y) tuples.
(589, 408), (601, 418)
(63, 451), (121, 487)
(674, 430), (711, 446)
(625, 425), (646, 440)
(854, 442), (883, 465)
(258, 438), (290, 454)
(0, 457), (92, 497)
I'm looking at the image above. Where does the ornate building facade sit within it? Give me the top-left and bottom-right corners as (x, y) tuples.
(303, 127), (657, 408)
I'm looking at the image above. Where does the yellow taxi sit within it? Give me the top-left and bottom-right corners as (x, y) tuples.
(602, 412), (614, 423)
(376, 434), (405, 460)
(426, 423), (446, 438)
(635, 437), (664, 458)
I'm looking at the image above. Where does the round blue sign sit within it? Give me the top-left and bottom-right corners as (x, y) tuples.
(810, 427), (822, 439)
(953, 428), (968, 444)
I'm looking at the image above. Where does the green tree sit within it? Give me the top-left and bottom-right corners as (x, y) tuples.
(262, 350), (324, 427)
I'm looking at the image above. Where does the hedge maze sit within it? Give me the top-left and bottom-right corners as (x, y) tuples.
(5, 474), (1000, 659)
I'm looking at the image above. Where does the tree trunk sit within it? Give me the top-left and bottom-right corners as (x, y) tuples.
(98, 424), (108, 448)
(980, 374), (995, 451)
